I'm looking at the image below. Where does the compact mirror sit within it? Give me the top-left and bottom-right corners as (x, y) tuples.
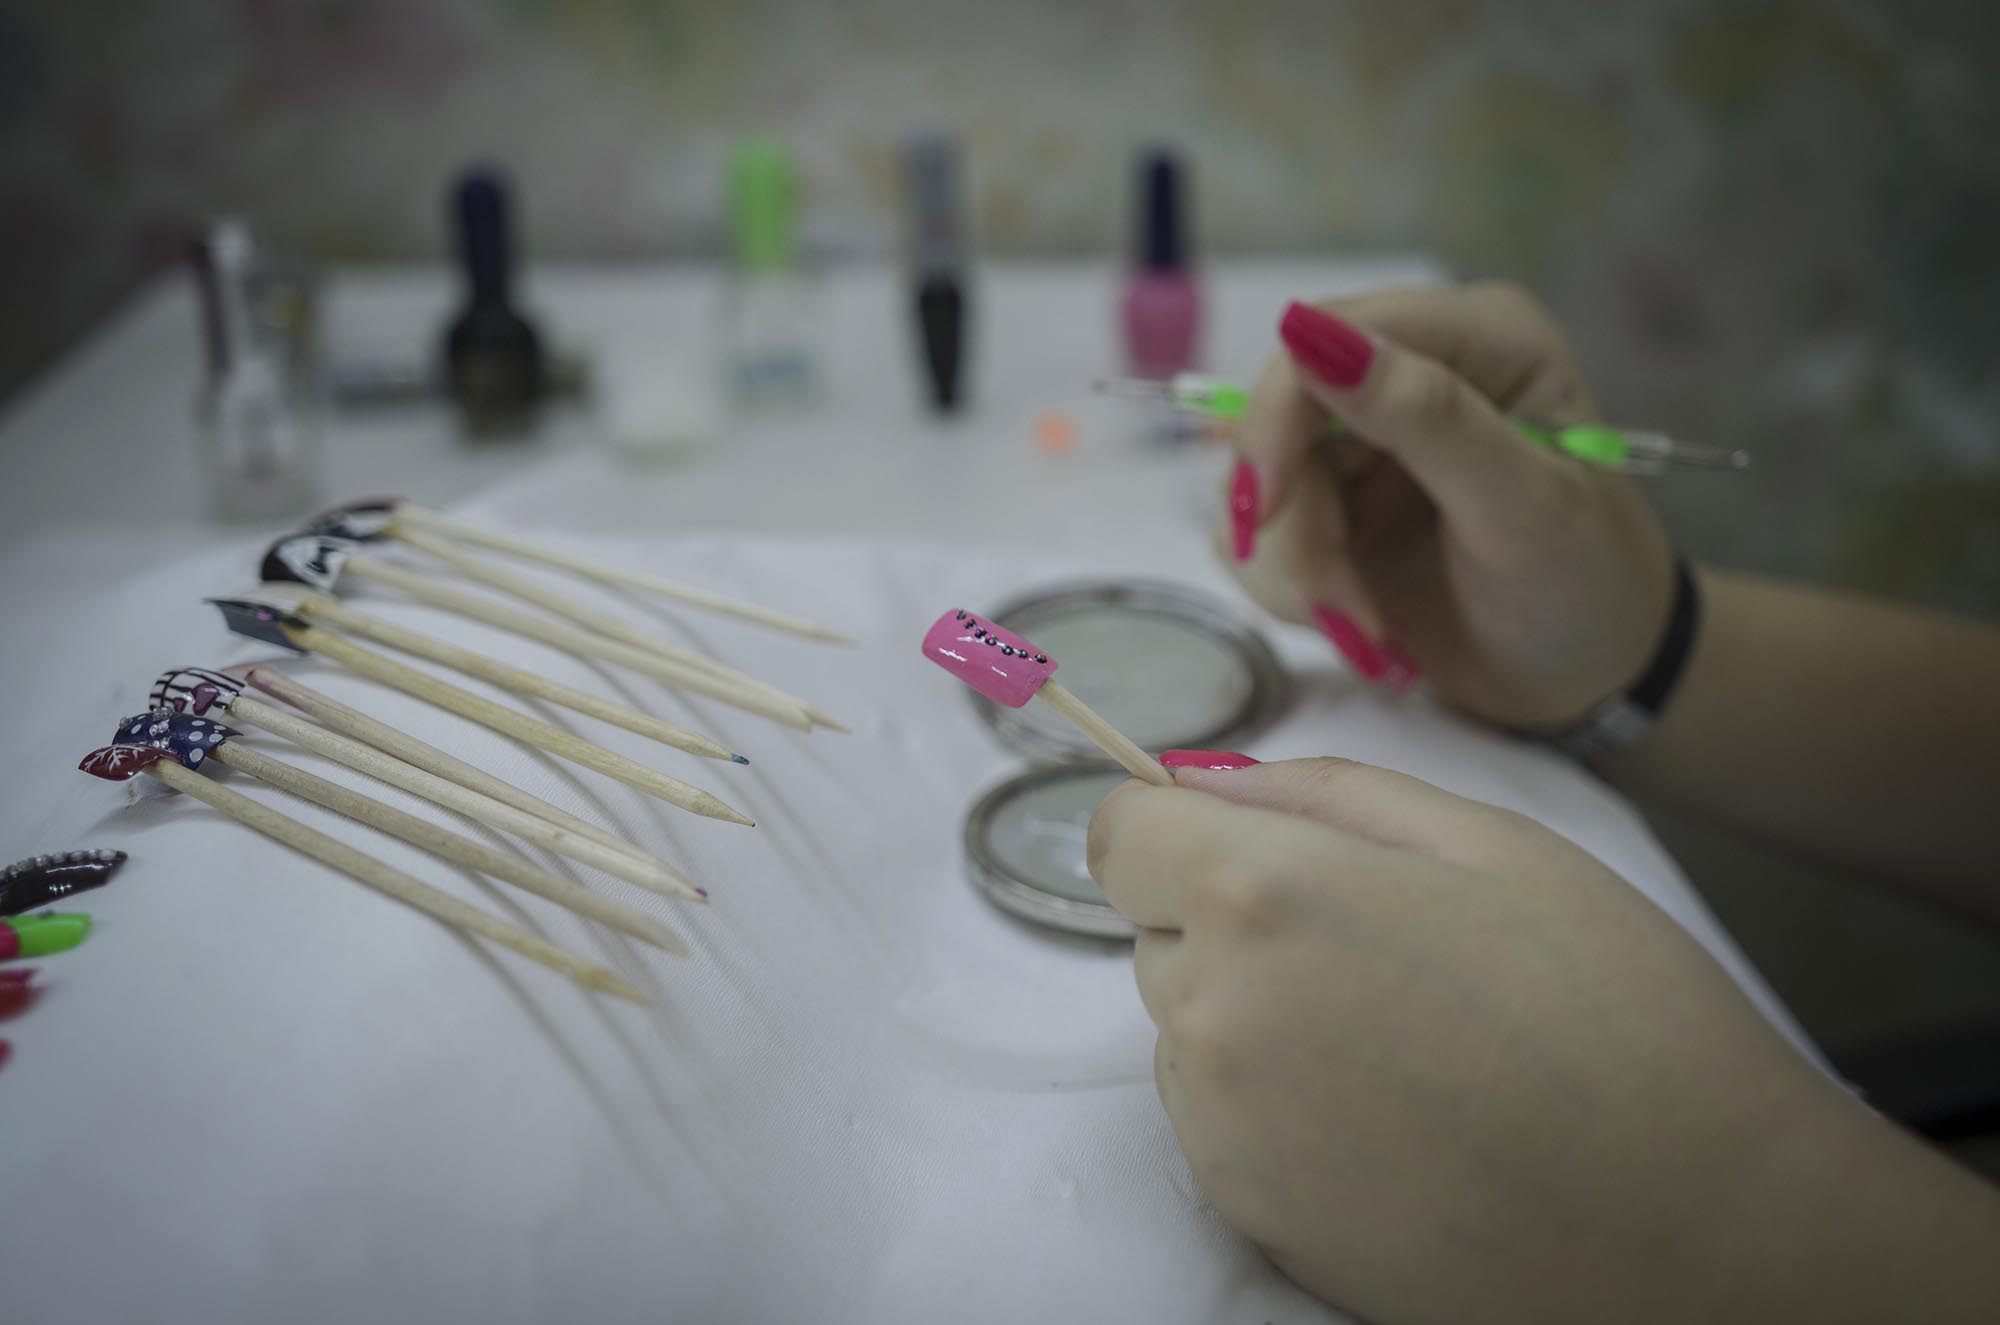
(961, 580), (1289, 938)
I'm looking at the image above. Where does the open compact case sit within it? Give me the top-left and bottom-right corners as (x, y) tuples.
(960, 580), (1291, 938)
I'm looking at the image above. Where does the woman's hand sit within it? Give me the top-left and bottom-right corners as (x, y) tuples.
(1088, 757), (2000, 1323)
(1226, 284), (1673, 727)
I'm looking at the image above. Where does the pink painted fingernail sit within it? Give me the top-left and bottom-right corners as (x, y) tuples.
(0, 978), (33, 1020)
(1312, 604), (1390, 681)
(1160, 749), (1260, 770)
(1228, 460), (1259, 563)
(1381, 641), (1423, 690)
(1279, 301), (1374, 388)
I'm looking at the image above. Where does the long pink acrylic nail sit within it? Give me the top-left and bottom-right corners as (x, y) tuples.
(1279, 301), (1375, 388)
(1312, 604), (1390, 681)
(1228, 460), (1259, 563)
(1160, 749), (1260, 770)
(921, 608), (1057, 708)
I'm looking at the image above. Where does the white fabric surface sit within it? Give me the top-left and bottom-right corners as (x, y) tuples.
(0, 525), (1816, 1323)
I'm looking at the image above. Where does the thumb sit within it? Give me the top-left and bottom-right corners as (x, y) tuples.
(1169, 756), (1525, 871)
(1275, 300), (1569, 549)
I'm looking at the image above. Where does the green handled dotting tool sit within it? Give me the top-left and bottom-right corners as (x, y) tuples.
(1094, 374), (1750, 474)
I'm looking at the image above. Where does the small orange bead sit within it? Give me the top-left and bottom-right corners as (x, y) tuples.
(1032, 410), (1079, 455)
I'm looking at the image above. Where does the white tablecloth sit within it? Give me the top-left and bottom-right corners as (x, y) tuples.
(0, 523), (1814, 1323)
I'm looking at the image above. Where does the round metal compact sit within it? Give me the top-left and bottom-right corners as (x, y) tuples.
(960, 580), (1290, 939)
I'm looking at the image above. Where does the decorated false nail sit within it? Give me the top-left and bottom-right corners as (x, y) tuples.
(0, 849), (127, 917)
(128, 706), (693, 948)
(255, 538), (748, 761)
(288, 509), (842, 727)
(920, 609), (1172, 786)
(148, 666), (704, 903)
(205, 598), (755, 827)
(0, 913), (92, 961)
(257, 531), (815, 733)
(0, 971), (36, 1018)
(78, 717), (649, 1001)
(307, 496), (853, 643)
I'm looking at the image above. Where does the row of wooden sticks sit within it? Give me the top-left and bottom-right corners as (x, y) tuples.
(80, 499), (850, 1003)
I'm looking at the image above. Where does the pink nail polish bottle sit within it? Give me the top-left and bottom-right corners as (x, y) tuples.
(1121, 150), (1202, 382)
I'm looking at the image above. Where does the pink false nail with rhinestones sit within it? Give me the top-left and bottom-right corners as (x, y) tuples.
(921, 608), (1172, 786)
(921, 608), (1059, 708)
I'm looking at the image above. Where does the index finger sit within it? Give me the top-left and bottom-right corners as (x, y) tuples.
(1330, 281), (1594, 421)
(1236, 281), (1592, 538)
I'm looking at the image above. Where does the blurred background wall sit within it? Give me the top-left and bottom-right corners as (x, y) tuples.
(3, 0), (1996, 613)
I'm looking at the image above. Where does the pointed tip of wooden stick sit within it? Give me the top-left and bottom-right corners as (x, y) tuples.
(730, 752), (750, 765)
(805, 710), (851, 734)
(581, 968), (650, 1004)
(633, 920), (690, 958)
(700, 797), (756, 828)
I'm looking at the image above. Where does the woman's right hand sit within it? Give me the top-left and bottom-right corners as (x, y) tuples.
(1225, 284), (1675, 729)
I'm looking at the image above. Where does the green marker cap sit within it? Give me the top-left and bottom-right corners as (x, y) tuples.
(7, 912), (92, 958)
(728, 138), (798, 271)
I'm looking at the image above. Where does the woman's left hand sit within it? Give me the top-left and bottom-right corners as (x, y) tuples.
(1086, 758), (1978, 1324)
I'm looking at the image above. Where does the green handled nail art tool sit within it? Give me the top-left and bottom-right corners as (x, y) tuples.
(1093, 374), (1751, 474)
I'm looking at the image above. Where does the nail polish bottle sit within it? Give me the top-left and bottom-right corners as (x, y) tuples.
(191, 219), (320, 522)
(443, 165), (546, 439)
(719, 138), (818, 408)
(905, 134), (969, 413)
(1120, 149), (1202, 382)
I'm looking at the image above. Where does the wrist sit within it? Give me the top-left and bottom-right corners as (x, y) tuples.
(1533, 558), (1700, 760)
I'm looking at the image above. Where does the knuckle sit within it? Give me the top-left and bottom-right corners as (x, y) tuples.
(1295, 756), (1366, 800)
(1383, 358), (1469, 434)
(1471, 278), (1544, 321)
(1196, 863), (1290, 936)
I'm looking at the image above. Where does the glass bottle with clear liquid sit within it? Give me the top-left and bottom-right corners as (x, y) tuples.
(193, 221), (319, 522)
(719, 139), (819, 408)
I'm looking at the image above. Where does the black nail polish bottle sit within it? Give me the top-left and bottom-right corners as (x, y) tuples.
(906, 135), (969, 413)
(443, 165), (545, 438)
